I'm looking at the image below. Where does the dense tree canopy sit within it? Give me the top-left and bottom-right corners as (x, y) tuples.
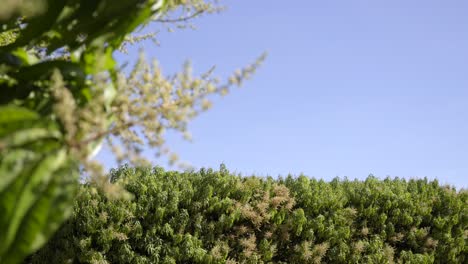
(29, 165), (468, 263)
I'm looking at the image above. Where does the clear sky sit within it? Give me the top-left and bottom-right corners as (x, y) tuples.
(97, 0), (468, 188)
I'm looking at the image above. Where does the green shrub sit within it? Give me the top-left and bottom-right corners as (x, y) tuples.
(28, 166), (467, 263)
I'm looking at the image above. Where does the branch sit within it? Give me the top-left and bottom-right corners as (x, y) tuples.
(71, 121), (136, 149)
(154, 10), (204, 23)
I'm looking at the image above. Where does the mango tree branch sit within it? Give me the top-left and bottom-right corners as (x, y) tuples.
(153, 10), (204, 23)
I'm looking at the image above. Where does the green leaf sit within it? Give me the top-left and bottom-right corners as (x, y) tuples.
(0, 149), (37, 194)
(0, 105), (39, 137)
(4, 0), (67, 51)
(0, 105), (39, 124)
(1, 128), (61, 149)
(1, 161), (78, 264)
(0, 148), (75, 263)
(11, 48), (39, 66)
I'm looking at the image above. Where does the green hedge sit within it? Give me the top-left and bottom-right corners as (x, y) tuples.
(27, 165), (467, 263)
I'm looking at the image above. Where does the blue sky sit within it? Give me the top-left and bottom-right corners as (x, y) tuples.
(97, 0), (468, 188)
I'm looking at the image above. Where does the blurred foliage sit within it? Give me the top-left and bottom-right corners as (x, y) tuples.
(0, 105), (78, 264)
(28, 165), (468, 263)
(0, 0), (263, 262)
